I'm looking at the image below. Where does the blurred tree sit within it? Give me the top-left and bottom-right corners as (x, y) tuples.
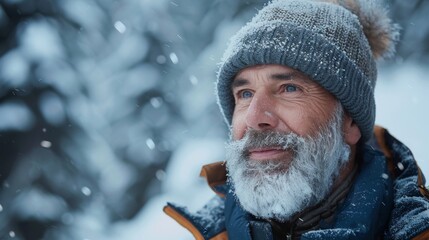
(389, 0), (429, 61)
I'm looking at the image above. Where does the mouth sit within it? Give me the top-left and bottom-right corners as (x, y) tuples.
(247, 147), (290, 161)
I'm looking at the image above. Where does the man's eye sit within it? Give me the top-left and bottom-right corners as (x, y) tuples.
(284, 84), (298, 92)
(240, 90), (253, 99)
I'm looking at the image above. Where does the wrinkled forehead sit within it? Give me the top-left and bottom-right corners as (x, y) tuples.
(231, 64), (327, 90)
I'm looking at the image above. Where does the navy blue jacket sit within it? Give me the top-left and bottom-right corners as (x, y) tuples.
(164, 127), (429, 239)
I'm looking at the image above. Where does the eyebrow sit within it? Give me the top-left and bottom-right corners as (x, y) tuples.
(232, 71), (300, 89)
(271, 72), (297, 81)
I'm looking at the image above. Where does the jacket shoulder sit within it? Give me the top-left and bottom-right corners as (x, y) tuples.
(163, 195), (228, 240)
(372, 126), (429, 239)
(163, 162), (229, 240)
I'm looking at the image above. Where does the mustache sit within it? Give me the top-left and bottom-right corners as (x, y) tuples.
(233, 129), (305, 157)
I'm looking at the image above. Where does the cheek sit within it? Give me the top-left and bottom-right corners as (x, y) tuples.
(276, 100), (335, 136)
(276, 106), (306, 135)
(231, 111), (247, 140)
(304, 101), (337, 132)
(312, 100), (336, 120)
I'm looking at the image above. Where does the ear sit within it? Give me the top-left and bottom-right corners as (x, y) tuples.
(343, 113), (361, 145)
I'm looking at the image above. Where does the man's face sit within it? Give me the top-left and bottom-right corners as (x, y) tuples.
(231, 64), (338, 142)
(226, 64), (352, 221)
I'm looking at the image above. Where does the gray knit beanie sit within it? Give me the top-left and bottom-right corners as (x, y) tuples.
(216, 0), (399, 142)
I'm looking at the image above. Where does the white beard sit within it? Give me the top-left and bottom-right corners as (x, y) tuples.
(225, 105), (351, 222)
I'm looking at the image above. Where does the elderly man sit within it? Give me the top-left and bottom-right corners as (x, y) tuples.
(164, 0), (429, 239)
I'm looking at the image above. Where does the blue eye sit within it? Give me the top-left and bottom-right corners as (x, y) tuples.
(285, 85), (297, 92)
(241, 90), (253, 99)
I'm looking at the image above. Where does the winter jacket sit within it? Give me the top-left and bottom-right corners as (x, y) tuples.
(164, 126), (429, 239)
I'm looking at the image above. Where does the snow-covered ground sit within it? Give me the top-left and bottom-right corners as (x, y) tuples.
(101, 63), (429, 239)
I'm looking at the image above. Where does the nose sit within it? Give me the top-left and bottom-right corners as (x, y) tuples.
(245, 92), (279, 130)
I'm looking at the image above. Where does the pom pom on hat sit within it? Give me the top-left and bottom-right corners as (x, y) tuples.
(313, 0), (400, 59)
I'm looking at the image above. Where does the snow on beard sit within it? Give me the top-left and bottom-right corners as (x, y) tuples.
(225, 105), (351, 222)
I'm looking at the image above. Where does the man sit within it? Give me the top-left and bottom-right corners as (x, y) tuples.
(164, 0), (429, 239)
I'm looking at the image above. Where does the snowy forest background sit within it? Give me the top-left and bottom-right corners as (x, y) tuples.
(0, 0), (428, 239)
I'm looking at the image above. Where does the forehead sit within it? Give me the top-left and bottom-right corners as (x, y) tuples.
(233, 64), (314, 86)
